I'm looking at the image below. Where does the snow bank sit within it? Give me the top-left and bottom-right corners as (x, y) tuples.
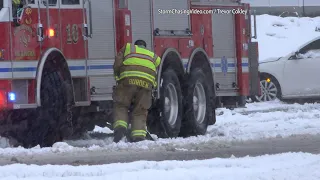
(64, 101), (320, 152)
(1, 152), (320, 180)
(254, 14), (320, 61)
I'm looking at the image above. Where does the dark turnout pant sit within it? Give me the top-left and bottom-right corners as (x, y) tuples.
(112, 81), (152, 140)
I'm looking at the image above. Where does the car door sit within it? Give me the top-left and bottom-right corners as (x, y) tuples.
(282, 39), (320, 97)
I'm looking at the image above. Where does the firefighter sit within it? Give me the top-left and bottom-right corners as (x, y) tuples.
(112, 40), (161, 143)
(12, 0), (23, 18)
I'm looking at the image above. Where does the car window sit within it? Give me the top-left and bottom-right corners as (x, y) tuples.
(298, 39), (320, 59)
(298, 49), (320, 59)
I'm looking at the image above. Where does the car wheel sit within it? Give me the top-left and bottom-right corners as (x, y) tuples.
(252, 78), (281, 102)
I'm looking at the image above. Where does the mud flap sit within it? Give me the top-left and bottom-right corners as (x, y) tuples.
(248, 41), (260, 96)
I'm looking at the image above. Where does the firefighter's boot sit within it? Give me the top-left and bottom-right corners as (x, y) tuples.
(113, 127), (127, 143)
(131, 137), (145, 143)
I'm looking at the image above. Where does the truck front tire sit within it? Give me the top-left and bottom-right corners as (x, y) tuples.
(2, 70), (74, 148)
(29, 70), (73, 147)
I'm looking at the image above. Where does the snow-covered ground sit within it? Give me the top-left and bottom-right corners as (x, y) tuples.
(254, 15), (320, 61)
(66, 100), (320, 151)
(1, 152), (320, 180)
(0, 100), (319, 156)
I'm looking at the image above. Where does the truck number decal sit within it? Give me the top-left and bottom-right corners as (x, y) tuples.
(66, 24), (79, 44)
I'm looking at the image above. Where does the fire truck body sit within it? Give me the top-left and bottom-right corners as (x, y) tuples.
(90, 0), (260, 105)
(0, 0), (259, 147)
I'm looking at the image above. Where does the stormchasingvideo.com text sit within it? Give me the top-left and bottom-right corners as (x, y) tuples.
(158, 9), (214, 15)
(158, 8), (247, 15)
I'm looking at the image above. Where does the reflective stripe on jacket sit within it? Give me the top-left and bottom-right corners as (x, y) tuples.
(123, 43), (160, 71)
(117, 43), (161, 87)
(13, 0), (20, 5)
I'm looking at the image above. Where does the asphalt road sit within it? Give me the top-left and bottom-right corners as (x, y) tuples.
(0, 134), (319, 166)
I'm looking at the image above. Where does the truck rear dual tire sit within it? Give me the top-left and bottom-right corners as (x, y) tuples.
(148, 67), (214, 138)
(180, 68), (213, 136)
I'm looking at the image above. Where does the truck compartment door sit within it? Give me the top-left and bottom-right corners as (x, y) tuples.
(128, 0), (152, 50)
(86, 0), (116, 101)
(211, 12), (237, 95)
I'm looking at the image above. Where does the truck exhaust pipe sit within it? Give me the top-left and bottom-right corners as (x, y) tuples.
(252, 9), (257, 39)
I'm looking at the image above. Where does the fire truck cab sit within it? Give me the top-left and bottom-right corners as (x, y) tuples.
(0, 0), (259, 147)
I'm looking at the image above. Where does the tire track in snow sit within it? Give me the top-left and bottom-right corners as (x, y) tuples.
(1, 134), (320, 165)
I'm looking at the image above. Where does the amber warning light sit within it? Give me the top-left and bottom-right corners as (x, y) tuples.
(266, 78), (271, 83)
(0, 49), (4, 60)
(48, 28), (55, 37)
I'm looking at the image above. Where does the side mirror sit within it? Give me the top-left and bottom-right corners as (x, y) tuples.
(289, 52), (299, 60)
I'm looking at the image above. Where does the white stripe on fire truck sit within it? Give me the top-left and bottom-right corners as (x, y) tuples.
(183, 58), (248, 72)
(0, 60), (115, 79)
(0, 58), (249, 79)
(210, 58), (249, 73)
(212, 58), (236, 73)
(242, 58), (249, 73)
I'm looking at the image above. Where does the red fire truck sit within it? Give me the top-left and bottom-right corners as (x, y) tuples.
(0, 0), (259, 148)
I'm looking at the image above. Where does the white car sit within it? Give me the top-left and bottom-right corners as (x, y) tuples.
(252, 37), (320, 102)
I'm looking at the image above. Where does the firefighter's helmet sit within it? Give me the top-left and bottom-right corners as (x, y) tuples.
(134, 40), (147, 48)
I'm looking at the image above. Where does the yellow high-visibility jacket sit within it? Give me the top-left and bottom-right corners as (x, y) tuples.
(12, 0), (21, 5)
(114, 43), (161, 88)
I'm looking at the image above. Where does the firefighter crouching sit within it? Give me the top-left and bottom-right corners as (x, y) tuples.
(112, 40), (161, 143)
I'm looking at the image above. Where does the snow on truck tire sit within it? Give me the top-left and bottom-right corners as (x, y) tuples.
(0, 71), (73, 148)
(28, 70), (73, 147)
(180, 68), (213, 136)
